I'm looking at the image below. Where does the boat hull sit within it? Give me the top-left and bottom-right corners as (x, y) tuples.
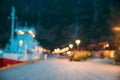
(0, 53), (41, 67)
(0, 58), (23, 67)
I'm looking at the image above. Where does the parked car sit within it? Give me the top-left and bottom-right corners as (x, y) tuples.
(67, 50), (91, 61)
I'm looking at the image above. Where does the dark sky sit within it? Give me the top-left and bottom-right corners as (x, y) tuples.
(0, 0), (120, 49)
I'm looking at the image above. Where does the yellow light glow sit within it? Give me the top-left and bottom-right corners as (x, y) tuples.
(106, 44), (109, 48)
(43, 49), (47, 52)
(65, 47), (69, 51)
(110, 50), (115, 58)
(32, 34), (35, 37)
(54, 48), (61, 54)
(67, 51), (71, 55)
(69, 44), (73, 49)
(52, 51), (55, 54)
(75, 39), (81, 45)
(112, 27), (120, 31)
(17, 30), (24, 34)
(28, 30), (32, 33)
(28, 30), (35, 37)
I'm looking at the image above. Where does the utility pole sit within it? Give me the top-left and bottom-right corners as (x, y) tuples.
(72, 0), (80, 39)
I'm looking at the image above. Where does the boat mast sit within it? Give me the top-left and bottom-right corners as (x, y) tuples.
(8, 6), (17, 52)
(10, 6), (16, 42)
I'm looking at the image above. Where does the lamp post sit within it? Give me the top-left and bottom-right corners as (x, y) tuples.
(112, 26), (120, 50)
(69, 44), (73, 53)
(75, 39), (81, 50)
(69, 44), (73, 49)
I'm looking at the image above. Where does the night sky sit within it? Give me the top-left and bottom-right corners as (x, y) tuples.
(0, 0), (120, 50)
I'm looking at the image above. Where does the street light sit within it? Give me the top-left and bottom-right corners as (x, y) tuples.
(105, 43), (109, 48)
(112, 26), (120, 50)
(112, 27), (120, 32)
(75, 39), (81, 50)
(69, 44), (73, 49)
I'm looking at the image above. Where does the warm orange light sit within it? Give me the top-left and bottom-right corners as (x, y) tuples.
(110, 50), (115, 58)
(28, 30), (35, 37)
(112, 27), (120, 31)
(54, 48), (61, 54)
(28, 30), (32, 33)
(106, 44), (109, 48)
(17, 30), (24, 34)
(69, 44), (73, 49)
(52, 51), (55, 54)
(67, 51), (71, 55)
(75, 39), (81, 45)
(65, 47), (69, 51)
(32, 34), (35, 37)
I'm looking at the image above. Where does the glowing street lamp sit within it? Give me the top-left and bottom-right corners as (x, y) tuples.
(69, 44), (73, 49)
(75, 39), (81, 45)
(75, 39), (81, 50)
(105, 43), (109, 48)
(112, 27), (120, 32)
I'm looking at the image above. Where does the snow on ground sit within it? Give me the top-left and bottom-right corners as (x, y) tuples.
(0, 58), (120, 80)
(91, 58), (114, 64)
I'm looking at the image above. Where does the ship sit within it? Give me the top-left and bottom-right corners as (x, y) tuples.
(0, 6), (43, 67)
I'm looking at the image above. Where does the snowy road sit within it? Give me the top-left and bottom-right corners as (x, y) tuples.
(0, 59), (120, 80)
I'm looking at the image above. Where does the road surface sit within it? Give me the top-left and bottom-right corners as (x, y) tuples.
(0, 59), (120, 80)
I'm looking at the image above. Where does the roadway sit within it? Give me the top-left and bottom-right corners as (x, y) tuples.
(0, 58), (120, 80)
